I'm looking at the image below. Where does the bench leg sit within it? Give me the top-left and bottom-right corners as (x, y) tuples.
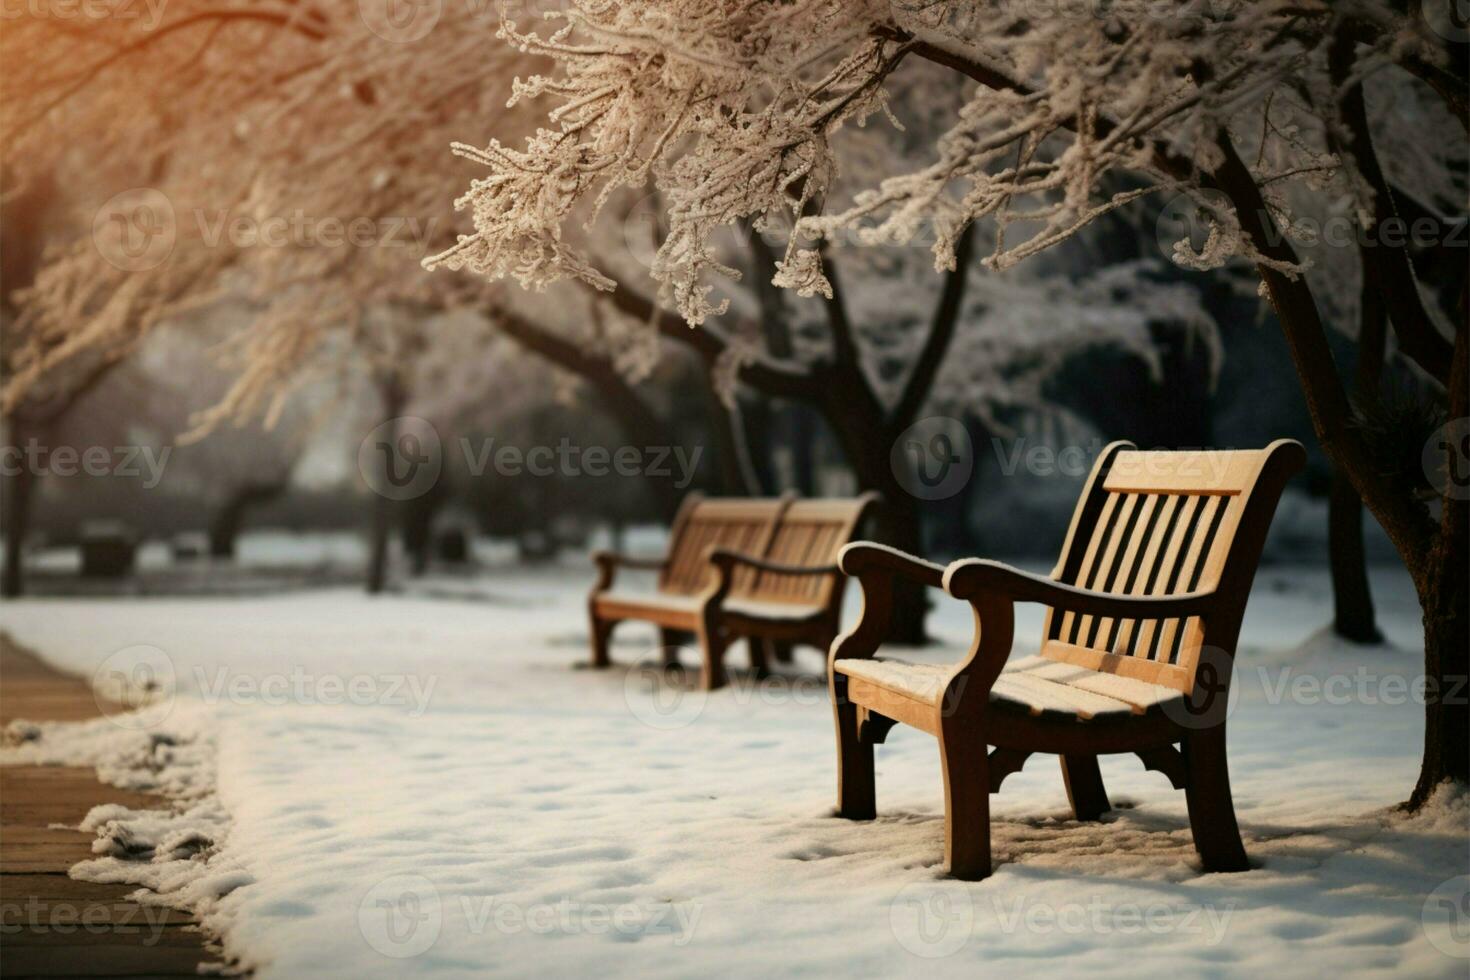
(697, 611), (728, 691)
(589, 612), (617, 669)
(772, 641), (794, 664)
(747, 637), (770, 677)
(1061, 755), (1111, 821)
(939, 725), (992, 880)
(1182, 728), (1249, 872)
(833, 700), (875, 820)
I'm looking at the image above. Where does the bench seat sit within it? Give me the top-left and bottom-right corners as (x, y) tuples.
(595, 591), (825, 627)
(834, 654), (1184, 721)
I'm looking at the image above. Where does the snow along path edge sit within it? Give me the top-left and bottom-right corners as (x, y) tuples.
(4, 703), (257, 975)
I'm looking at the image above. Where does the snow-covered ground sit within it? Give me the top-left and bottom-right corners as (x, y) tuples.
(2, 561), (1466, 977)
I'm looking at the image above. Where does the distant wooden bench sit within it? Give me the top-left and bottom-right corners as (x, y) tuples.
(590, 493), (877, 689)
(828, 440), (1304, 880)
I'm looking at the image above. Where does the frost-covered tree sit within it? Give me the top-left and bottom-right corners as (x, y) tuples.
(2, 1), (1203, 635)
(432, 2), (1466, 804)
(1, 0), (659, 428)
(0, 0), (694, 586)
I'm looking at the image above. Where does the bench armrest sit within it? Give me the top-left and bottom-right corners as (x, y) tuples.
(838, 542), (946, 589)
(827, 543), (950, 672)
(943, 559), (1219, 620)
(591, 550), (668, 592)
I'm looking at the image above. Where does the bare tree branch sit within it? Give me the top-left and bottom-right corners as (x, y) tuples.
(1330, 31), (1453, 387)
(891, 222), (977, 430)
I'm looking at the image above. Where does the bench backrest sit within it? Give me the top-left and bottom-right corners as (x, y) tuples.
(1041, 440), (1305, 693)
(744, 494), (879, 606)
(658, 495), (788, 596)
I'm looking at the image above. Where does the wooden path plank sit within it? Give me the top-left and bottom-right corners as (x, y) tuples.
(0, 634), (218, 977)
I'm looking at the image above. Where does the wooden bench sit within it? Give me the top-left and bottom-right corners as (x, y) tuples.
(590, 493), (877, 689)
(828, 440), (1304, 879)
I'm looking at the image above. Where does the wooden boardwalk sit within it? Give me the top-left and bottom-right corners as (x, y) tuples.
(0, 634), (215, 977)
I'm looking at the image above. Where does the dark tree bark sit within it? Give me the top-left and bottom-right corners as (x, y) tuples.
(208, 481), (287, 559)
(365, 379), (405, 595)
(1327, 473), (1381, 643)
(1212, 133), (1467, 806)
(1, 422), (40, 598)
(1, 172), (52, 599)
(1328, 244), (1389, 644)
(740, 395), (778, 495)
(401, 479), (447, 575)
(788, 406), (818, 497)
(704, 387), (762, 495)
(745, 225), (817, 496)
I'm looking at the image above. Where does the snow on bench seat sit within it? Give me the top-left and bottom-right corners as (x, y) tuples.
(1005, 654), (1185, 714)
(597, 591), (824, 622)
(835, 654), (1184, 721)
(834, 658), (955, 703)
(597, 591), (702, 616)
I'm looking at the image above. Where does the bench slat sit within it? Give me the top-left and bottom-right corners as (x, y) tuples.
(992, 671), (1136, 721)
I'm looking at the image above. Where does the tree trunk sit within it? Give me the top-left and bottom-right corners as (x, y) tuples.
(1411, 526), (1469, 806)
(1409, 314), (1469, 805)
(1211, 133), (1468, 806)
(1328, 472), (1382, 643)
(365, 383), (406, 595)
(366, 483), (394, 594)
(704, 386), (761, 495)
(208, 482), (287, 560)
(1329, 223), (1390, 644)
(789, 405), (817, 497)
(741, 394), (778, 495)
(366, 473), (395, 594)
(878, 489), (929, 643)
(1, 425), (38, 598)
(851, 444), (930, 644)
(401, 484), (445, 576)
